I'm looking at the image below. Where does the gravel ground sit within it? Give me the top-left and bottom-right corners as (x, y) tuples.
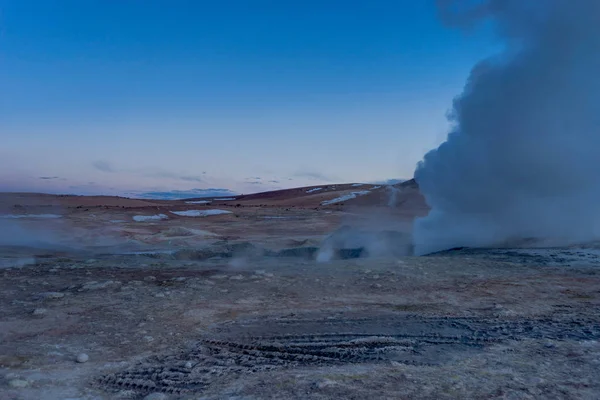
(1, 244), (599, 399)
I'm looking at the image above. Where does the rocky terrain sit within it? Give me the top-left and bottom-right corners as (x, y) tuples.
(1, 183), (599, 399)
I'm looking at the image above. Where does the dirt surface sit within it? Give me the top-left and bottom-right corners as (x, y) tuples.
(1, 189), (599, 399)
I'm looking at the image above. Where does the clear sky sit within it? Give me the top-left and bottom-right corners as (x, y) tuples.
(0, 0), (495, 196)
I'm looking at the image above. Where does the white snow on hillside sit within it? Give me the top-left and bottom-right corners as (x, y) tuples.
(215, 197), (236, 201)
(185, 200), (211, 204)
(306, 187), (323, 193)
(351, 183), (364, 187)
(132, 214), (168, 222)
(171, 209), (232, 217)
(321, 191), (371, 206)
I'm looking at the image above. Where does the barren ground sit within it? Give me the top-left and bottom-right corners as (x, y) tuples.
(1, 188), (599, 399)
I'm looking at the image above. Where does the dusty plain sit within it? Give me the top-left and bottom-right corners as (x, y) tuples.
(1, 182), (599, 399)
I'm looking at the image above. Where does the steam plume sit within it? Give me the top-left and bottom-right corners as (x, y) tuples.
(414, 0), (600, 255)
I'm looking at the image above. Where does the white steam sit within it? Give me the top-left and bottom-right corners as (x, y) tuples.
(414, 0), (600, 255)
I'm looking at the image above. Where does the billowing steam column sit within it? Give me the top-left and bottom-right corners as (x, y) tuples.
(413, 0), (600, 256)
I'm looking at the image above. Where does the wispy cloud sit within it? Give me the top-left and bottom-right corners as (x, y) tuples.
(179, 176), (205, 183)
(243, 176), (264, 185)
(292, 171), (337, 182)
(39, 176), (59, 180)
(92, 160), (115, 173)
(142, 170), (203, 182)
(92, 161), (204, 183)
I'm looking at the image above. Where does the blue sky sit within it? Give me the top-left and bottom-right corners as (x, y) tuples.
(0, 0), (496, 196)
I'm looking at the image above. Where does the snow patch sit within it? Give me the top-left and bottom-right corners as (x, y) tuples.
(215, 197), (236, 201)
(306, 188), (323, 193)
(185, 200), (211, 204)
(162, 227), (218, 237)
(132, 214), (168, 222)
(371, 186), (382, 190)
(171, 209), (232, 217)
(351, 183), (364, 187)
(321, 191), (371, 206)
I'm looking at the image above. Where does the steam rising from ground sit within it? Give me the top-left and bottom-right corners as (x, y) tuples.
(413, 0), (600, 255)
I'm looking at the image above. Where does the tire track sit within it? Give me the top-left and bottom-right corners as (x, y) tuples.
(97, 314), (600, 396)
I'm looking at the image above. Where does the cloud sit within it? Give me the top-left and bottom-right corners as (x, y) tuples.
(179, 176), (205, 183)
(92, 160), (115, 173)
(246, 181), (263, 185)
(292, 171), (337, 182)
(269, 180), (280, 183)
(39, 176), (59, 180)
(92, 161), (204, 183)
(141, 170), (204, 182)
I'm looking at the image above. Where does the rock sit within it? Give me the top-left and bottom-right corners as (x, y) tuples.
(143, 335), (154, 342)
(76, 353), (89, 363)
(184, 361), (193, 369)
(8, 379), (29, 388)
(211, 274), (228, 280)
(229, 275), (244, 281)
(32, 308), (47, 316)
(144, 276), (157, 282)
(143, 393), (169, 400)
